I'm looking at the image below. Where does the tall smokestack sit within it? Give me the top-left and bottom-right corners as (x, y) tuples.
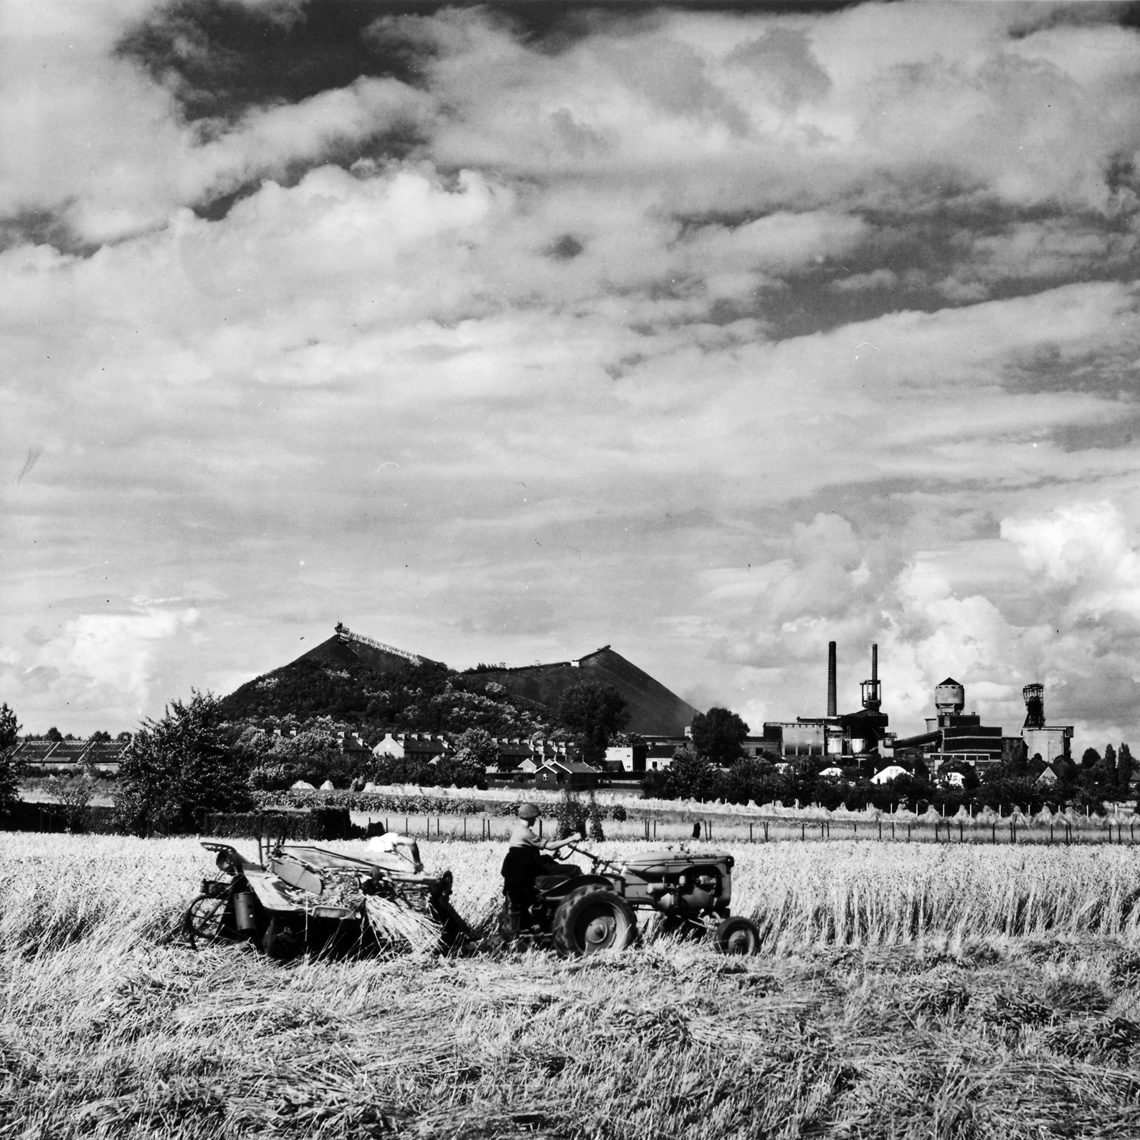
(827, 641), (837, 717)
(872, 644), (878, 683)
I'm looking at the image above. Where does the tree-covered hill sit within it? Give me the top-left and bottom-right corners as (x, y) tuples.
(220, 651), (553, 739)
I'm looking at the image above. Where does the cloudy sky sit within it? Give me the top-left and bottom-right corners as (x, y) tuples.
(4, 0), (1140, 747)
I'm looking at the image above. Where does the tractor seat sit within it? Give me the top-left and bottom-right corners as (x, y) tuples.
(536, 867), (582, 892)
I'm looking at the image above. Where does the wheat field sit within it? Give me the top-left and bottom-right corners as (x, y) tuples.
(5, 834), (1140, 1138)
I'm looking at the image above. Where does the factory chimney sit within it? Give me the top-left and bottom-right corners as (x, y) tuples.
(827, 641), (837, 717)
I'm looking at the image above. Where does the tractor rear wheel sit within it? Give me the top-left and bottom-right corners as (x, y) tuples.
(713, 915), (761, 955)
(183, 894), (228, 949)
(552, 884), (637, 958)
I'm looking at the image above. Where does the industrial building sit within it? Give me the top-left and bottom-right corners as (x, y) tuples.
(891, 679), (1072, 776)
(761, 642), (890, 762)
(890, 678), (1006, 775)
(1020, 683), (1074, 766)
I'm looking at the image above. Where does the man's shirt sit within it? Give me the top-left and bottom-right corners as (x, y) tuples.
(508, 820), (541, 848)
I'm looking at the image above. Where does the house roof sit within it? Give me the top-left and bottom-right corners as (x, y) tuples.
(400, 735), (448, 754)
(13, 739), (127, 763)
(871, 764), (909, 784)
(537, 758), (572, 772)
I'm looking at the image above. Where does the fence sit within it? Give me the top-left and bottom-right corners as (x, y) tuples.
(4, 801), (1135, 848)
(353, 811), (1140, 847)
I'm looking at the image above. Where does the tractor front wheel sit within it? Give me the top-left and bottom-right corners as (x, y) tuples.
(552, 884), (637, 958)
(713, 915), (761, 955)
(183, 894), (229, 949)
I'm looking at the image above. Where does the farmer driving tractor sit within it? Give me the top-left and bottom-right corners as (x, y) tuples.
(500, 802), (579, 941)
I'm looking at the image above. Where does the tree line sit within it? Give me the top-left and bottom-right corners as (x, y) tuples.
(5, 686), (1133, 836)
(648, 736), (1137, 817)
(0, 676), (637, 835)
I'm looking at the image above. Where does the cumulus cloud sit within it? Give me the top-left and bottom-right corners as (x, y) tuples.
(60, 604), (199, 697)
(3, 1), (1140, 742)
(1003, 501), (1140, 621)
(0, 1), (432, 244)
(0, 601), (200, 730)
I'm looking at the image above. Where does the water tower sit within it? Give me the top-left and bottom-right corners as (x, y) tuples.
(934, 678), (965, 717)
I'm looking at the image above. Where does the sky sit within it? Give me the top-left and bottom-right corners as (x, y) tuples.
(4, 0), (1140, 748)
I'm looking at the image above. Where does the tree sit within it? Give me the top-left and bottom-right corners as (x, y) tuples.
(114, 691), (252, 836)
(690, 707), (750, 767)
(434, 744), (489, 789)
(1104, 743), (1117, 775)
(0, 702), (23, 814)
(663, 746), (719, 802)
(717, 756), (787, 807)
(558, 681), (630, 767)
(1117, 742), (1134, 799)
(1081, 747), (1102, 769)
(450, 728), (499, 772)
(436, 727), (498, 788)
(89, 730), (111, 743)
(44, 726), (63, 742)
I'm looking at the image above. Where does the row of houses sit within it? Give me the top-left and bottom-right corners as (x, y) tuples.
(371, 731), (692, 787)
(10, 738), (127, 773)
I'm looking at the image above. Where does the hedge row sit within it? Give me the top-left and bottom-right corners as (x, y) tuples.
(0, 802), (120, 835)
(0, 802), (359, 841)
(253, 789), (630, 821)
(254, 789), (516, 817)
(200, 807), (357, 842)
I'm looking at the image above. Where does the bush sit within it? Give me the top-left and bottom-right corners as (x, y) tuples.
(0, 703), (22, 815)
(586, 788), (605, 842)
(555, 789), (588, 839)
(114, 691), (253, 836)
(47, 765), (95, 833)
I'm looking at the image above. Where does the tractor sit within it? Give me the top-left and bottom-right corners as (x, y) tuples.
(499, 840), (762, 957)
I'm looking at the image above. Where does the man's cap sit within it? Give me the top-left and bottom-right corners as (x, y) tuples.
(517, 802), (540, 821)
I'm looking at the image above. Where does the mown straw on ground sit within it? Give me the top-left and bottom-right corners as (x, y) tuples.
(4, 835), (1140, 1138)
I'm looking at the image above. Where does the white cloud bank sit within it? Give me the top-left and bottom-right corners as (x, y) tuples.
(2, 1), (1140, 744)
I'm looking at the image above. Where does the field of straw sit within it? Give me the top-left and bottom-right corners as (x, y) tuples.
(5, 834), (1140, 1138)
